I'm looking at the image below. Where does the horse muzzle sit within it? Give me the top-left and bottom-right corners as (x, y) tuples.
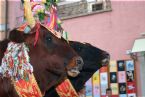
(102, 53), (110, 66)
(67, 56), (84, 77)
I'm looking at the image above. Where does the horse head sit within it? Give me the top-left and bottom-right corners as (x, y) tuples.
(44, 41), (110, 97)
(6, 23), (84, 93)
(69, 41), (110, 91)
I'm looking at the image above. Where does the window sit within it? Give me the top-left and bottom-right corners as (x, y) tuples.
(92, 3), (103, 11)
(58, 0), (112, 19)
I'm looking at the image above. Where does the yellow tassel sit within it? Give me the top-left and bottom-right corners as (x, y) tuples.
(42, 0), (46, 3)
(24, 0), (36, 28)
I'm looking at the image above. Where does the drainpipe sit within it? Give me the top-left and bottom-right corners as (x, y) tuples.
(0, 0), (8, 40)
(5, 0), (8, 38)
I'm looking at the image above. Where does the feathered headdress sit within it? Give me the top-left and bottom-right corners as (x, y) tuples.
(20, 0), (69, 41)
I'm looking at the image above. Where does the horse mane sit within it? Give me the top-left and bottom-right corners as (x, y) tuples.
(0, 39), (10, 64)
(0, 39), (20, 97)
(8, 29), (25, 43)
(0, 28), (27, 61)
(0, 39), (9, 53)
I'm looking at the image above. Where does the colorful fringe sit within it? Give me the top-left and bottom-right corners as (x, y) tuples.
(0, 42), (33, 81)
(56, 79), (79, 97)
(0, 41), (42, 97)
(13, 74), (42, 97)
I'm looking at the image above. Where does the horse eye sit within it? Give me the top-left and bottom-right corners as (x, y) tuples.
(46, 36), (52, 42)
(78, 47), (82, 51)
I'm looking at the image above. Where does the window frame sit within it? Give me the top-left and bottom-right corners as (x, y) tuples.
(58, 0), (112, 20)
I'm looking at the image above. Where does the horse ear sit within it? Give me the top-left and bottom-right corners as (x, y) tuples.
(9, 29), (25, 43)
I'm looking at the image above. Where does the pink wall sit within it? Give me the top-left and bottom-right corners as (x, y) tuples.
(6, 1), (145, 60)
(62, 1), (145, 60)
(8, 1), (23, 30)
(62, 1), (145, 96)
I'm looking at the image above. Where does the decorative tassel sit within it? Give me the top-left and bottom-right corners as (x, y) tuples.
(47, 5), (57, 30)
(62, 31), (69, 43)
(23, 0), (36, 28)
(34, 23), (40, 46)
(17, 23), (31, 34)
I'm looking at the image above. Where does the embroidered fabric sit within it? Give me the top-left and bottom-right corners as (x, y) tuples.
(0, 42), (33, 81)
(56, 79), (79, 97)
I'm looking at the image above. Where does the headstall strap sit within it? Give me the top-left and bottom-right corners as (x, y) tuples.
(12, 74), (42, 97)
(34, 23), (40, 46)
(56, 79), (79, 97)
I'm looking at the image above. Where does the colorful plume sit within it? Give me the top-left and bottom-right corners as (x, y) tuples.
(23, 0), (36, 28)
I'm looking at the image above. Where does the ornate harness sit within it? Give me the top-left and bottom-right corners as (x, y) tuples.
(0, 42), (42, 97)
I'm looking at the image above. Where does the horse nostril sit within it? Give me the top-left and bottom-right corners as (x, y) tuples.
(102, 55), (110, 66)
(64, 62), (67, 66)
(76, 60), (82, 65)
(75, 57), (84, 70)
(107, 54), (110, 60)
(103, 52), (110, 60)
(106, 53), (110, 57)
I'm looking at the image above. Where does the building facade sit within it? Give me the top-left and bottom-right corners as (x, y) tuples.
(61, 1), (145, 96)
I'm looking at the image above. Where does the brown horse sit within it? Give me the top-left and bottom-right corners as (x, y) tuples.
(44, 41), (110, 97)
(0, 23), (83, 97)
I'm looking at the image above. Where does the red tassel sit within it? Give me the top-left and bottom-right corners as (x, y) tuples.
(34, 23), (40, 46)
